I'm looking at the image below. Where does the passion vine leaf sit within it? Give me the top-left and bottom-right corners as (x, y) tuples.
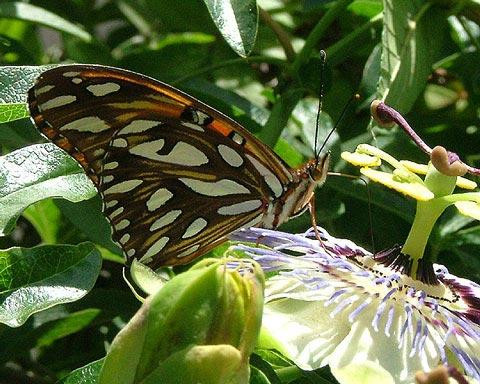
(0, 65), (58, 123)
(203, 0), (258, 57)
(0, 242), (102, 327)
(0, 2), (91, 42)
(378, 1), (446, 113)
(57, 358), (105, 384)
(0, 143), (96, 236)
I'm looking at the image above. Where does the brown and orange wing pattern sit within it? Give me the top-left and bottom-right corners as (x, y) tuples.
(28, 65), (293, 267)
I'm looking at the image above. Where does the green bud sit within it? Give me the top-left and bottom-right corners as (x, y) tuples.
(99, 258), (264, 384)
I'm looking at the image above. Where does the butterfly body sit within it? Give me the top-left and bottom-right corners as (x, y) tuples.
(28, 65), (329, 267)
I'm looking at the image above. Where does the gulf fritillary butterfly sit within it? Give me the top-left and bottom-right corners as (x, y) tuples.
(28, 65), (329, 268)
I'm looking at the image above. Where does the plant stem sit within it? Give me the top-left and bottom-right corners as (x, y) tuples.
(259, 6), (295, 62)
(292, 0), (352, 73)
(326, 13), (383, 66)
(402, 200), (447, 276)
(258, 88), (304, 147)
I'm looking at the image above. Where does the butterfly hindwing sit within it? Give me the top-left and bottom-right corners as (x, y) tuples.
(28, 64), (293, 266)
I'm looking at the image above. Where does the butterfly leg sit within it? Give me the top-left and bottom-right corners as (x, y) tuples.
(307, 196), (328, 252)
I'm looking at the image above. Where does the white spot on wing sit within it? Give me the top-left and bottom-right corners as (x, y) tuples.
(128, 139), (164, 157)
(217, 200), (262, 215)
(130, 140), (208, 166)
(103, 175), (114, 183)
(182, 218), (207, 239)
(40, 95), (77, 110)
(119, 233), (130, 244)
(71, 78), (82, 84)
(104, 179), (143, 195)
(115, 219), (130, 231)
(109, 206), (124, 219)
(179, 178), (250, 196)
(104, 161), (119, 170)
(118, 120), (160, 135)
(141, 236), (169, 261)
(105, 199), (118, 209)
(218, 144), (243, 167)
(176, 244), (200, 258)
(126, 249), (136, 257)
(150, 210), (181, 231)
(35, 85), (55, 96)
(246, 155), (283, 198)
(60, 116), (110, 133)
(93, 148), (105, 157)
(231, 132), (245, 145)
(146, 188), (173, 211)
(62, 71), (81, 77)
(86, 82), (121, 96)
(181, 121), (204, 132)
(195, 111), (211, 125)
(112, 138), (128, 148)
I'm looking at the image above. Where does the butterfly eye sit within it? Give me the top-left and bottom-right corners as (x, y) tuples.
(312, 153), (330, 184)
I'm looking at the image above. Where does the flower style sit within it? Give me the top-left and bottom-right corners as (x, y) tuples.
(230, 101), (480, 384)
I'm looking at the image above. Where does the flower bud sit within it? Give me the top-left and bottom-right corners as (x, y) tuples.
(99, 258), (264, 384)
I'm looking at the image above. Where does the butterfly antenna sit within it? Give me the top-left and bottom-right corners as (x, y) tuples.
(316, 92), (359, 161)
(314, 50), (326, 167)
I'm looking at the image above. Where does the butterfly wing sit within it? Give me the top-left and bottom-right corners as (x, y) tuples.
(28, 64), (293, 267)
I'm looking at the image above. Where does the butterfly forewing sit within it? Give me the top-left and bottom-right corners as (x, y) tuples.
(28, 64), (294, 267)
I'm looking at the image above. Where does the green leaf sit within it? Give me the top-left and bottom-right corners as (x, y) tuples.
(23, 199), (62, 244)
(55, 197), (121, 255)
(273, 138), (303, 168)
(0, 143), (96, 236)
(0, 65), (57, 104)
(360, 43), (381, 98)
(348, 0), (383, 18)
(203, 0), (258, 57)
(0, 2), (91, 42)
(0, 102), (28, 122)
(0, 242), (102, 327)
(260, 88), (304, 147)
(37, 308), (101, 347)
(0, 65), (60, 123)
(378, 1), (447, 113)
(250, 366), (273, 384)
(57, 358), (104, 384)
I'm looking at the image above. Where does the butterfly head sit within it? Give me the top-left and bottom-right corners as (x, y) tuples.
(308, 152), (330, 185)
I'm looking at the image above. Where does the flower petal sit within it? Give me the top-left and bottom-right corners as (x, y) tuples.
(455, 201), (480, 221)
(360, 168), (434, 200)
(341, 151), (381, 167)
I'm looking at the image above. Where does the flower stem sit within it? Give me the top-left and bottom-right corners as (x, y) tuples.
(259, 6), (295, 62)
(402, 200), (446, 275)
(292, 0), (351, 73)
(402, 165), (457, 275)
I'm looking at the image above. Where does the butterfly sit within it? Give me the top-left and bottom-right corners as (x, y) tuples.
(28, 65), (330, 268)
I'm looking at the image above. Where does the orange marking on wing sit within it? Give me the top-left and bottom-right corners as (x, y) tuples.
(72, 152), (86, 164)
(209, 120), (232, 137)
(42, 127), (58, 139)
(56, 137), (73, 151)
(153, 103), (183, 118)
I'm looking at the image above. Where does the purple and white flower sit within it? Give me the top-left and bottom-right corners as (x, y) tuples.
(231, 227), (480, 384)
